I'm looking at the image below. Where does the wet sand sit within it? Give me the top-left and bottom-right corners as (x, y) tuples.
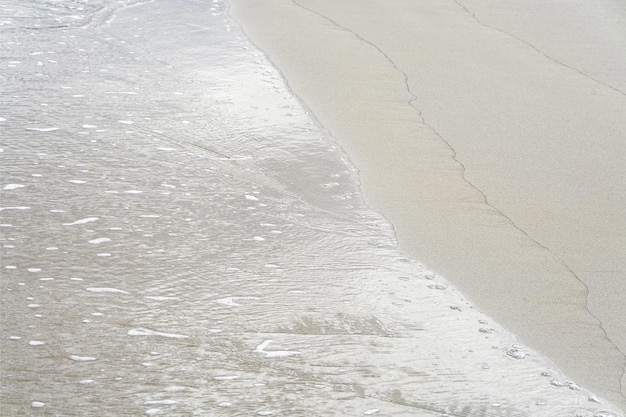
(228, 0), (626, 409)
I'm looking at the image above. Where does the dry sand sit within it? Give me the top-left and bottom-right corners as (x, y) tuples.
(229, 0), (626, 409)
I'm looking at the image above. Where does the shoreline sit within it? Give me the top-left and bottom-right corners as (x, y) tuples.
(228, 0), (626, 409)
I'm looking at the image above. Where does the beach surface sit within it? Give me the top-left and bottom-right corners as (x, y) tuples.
(229, 0), (626, 409)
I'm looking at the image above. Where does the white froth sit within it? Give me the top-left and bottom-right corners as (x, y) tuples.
(163, 386), (185, 392)
(144, 400), (177, 405)
(86, 287), (129, 294)
(31, 402), (45, 408)
(68, 179), (87, 184)
(63, 217), (98, 226)
(213, 296), (259, 306)
(128, 328), (189, 339)
(3, 184), (25, 190)
(27, 268), (41, 272)
(254, 339), (301, 358)
(69, 355), (96, 361)
(29, 341), (45, 346)
(25, 127), (59, 132)
(214, 375), (238, 381)
(0, 206), (30, 212)
(88, 237), (111, 244)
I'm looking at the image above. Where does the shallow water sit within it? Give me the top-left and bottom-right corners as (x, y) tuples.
(0, 0), (623, 416)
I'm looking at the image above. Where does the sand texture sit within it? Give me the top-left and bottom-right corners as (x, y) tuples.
(229, 0), (626, 409)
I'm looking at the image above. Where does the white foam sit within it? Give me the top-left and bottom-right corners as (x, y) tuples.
(27, 268), (41, 272)
(0, 206), (30, 211)
(245, 194), (259, 201)
(69, 355), (96, 361)
(63, 217), (98, 226)
(163, 386), (185, 392)
(127, 328), (189, 339)
(157, 147), (176, 151)
(68, 179), (87, 184)
(145, 408), (161, 415)
(363, 409), (380, 415)
(29, 341), (45, 346)
(9, 336), (21, 340)
(86, 287), (130, 294)
(214, 375), (238, 381)
(144, 400), (177, 405)
(3, 184), (25, 190)
(124, 190), (143, 194)
(25, 127), (59, 132)
(88, 238), (111, 244)
(31, 402), (45, 408)
(106, 91), (138, 95)
(213, 296), (259, 306)
(217, 402), (232, 407)
(254, 340), (301, 358)
(118, 120), (134, 125)
(96, 253), (111, 257)
(79, 379), (94, 384)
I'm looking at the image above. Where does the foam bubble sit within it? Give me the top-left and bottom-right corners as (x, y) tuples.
(88, 238), (111, 244)
(63, 217), (98, 226)
(3, 184), (25, 190)
(69, 355), (96, 361)
(25, 127), (59, 132)
(86, 287), (129, 294)
(128, 328), (189, 339)
(214, 375), (238, 381)
(213, 296), (259, 306)
(163, 386), (185, 392)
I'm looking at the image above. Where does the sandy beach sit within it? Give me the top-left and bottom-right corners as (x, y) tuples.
(229, 0), (626, 409)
